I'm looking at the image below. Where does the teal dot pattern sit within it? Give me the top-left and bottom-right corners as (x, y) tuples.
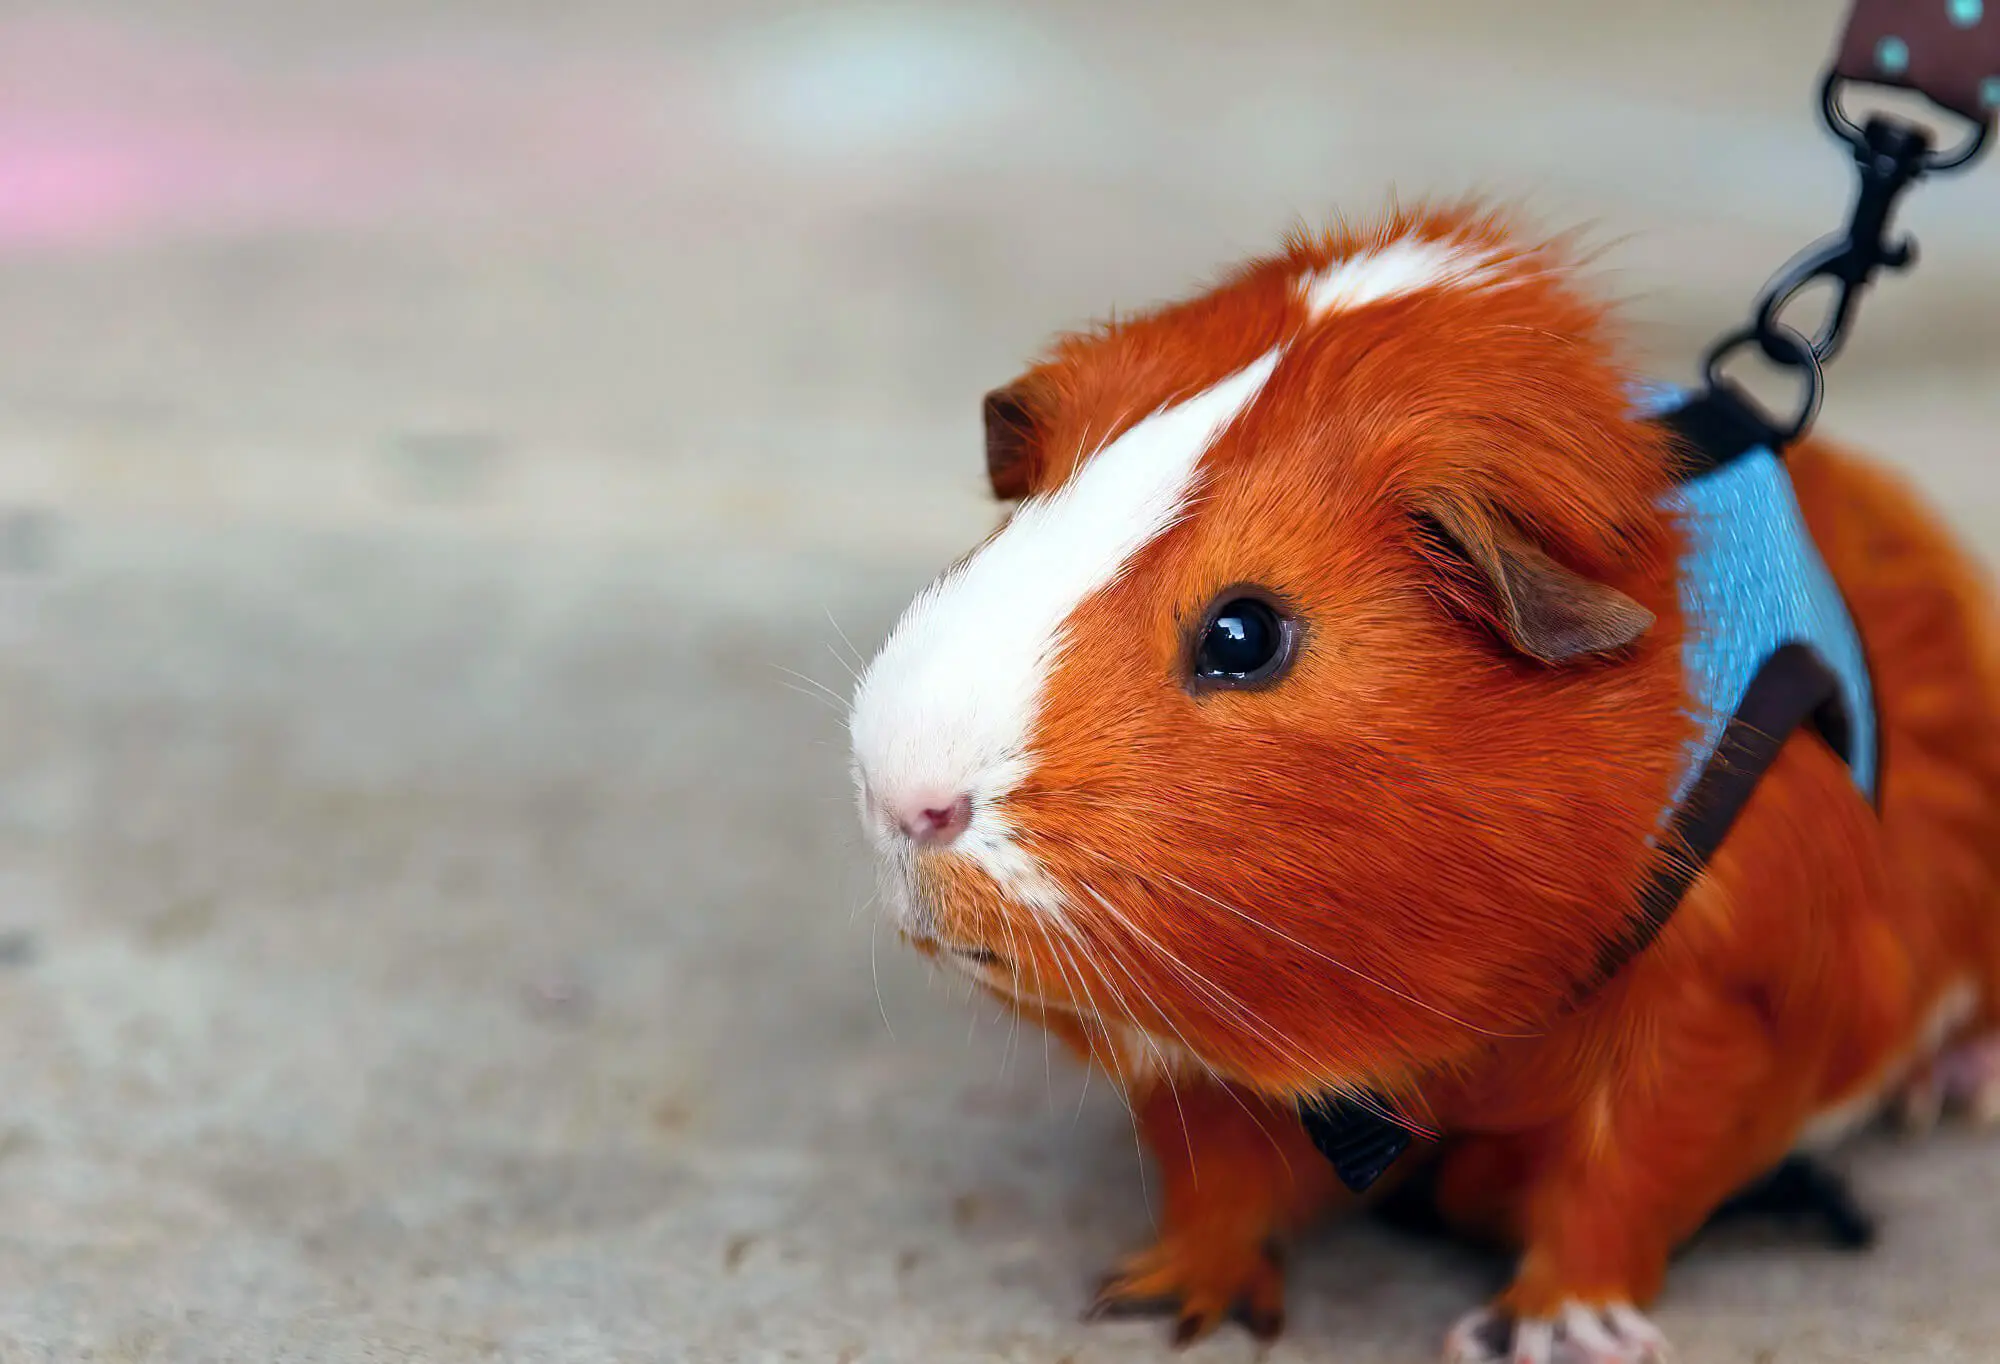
(1985, 75), (2000, 108)
(1949, 0), (1983, 28)
(1876, 35), (1911, 75)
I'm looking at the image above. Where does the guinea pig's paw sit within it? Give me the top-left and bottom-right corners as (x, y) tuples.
(1085, 1232), (1285, 1347)
(1445, 1302), (1670, 1364)
(1936, 1033), (2000, 1125)
(1892, 1062), (1945, 1135)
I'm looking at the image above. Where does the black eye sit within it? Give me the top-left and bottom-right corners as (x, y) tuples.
(1192, 595), (1296, 688)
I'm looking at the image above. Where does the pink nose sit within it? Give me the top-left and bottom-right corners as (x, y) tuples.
(887, 790), (972, 846)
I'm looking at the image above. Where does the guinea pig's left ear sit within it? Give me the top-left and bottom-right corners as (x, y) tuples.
(1420, 497), (1654, 665)
(982, 376), (1051, 500)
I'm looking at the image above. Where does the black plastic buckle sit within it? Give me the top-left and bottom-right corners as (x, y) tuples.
(1298, 1093), (1414, 1194)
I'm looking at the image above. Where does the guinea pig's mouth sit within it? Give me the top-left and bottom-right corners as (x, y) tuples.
(880, 856), (1057, 1003)
(903, 930), (1024, 990)
(905, 933), (1006, 970)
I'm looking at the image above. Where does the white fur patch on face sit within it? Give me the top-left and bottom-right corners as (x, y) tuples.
(849, 349), (1281, 916)
(1299, 237), (1509, 319)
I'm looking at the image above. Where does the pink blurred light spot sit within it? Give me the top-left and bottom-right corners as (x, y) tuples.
(0, 14), (713, 254)
(0, 16), (403, 250)
(0, 117), (306, 248)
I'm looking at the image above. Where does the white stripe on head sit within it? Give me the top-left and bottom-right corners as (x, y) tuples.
(850, 349), (1281, 912)
(1300, 237), (1508, 318)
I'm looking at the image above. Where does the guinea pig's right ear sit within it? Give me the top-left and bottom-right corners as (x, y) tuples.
(982, 376), (1051, 500)
(1419, 496), (1654, 666)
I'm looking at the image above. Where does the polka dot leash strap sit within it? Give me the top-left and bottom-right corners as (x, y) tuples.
(1834, 0), (2000, 126)
(1687, 0), (1996, 455)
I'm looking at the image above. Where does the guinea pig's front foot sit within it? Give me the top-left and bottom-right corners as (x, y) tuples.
(1085, 1231), (1286, 1347)
(1081, 1075), (1343, 1347)
(1444, 1302), (1670, 1364)
(1937, 1032), (2000, 1125)
(1894, 1031), (2000, 1132)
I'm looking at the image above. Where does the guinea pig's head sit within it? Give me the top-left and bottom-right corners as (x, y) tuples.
(848, 206), (1693, 1104)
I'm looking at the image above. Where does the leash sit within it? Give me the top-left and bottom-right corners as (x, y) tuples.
(1683, 0), (1994, 453)
(1301, 0), (2000, 1198)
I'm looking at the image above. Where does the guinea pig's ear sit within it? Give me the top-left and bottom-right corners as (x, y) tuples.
(1419, 497), (1654, 665)
(982, 375), (1050, 500)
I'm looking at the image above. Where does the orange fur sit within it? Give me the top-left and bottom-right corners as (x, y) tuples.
(899, 204), (2000, 1345)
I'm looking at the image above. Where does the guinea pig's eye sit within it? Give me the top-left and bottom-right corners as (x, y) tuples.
(1190, 593), (1298, 690)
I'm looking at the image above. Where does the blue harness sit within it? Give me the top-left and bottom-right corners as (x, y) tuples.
(1648, 382), (1878, 808)
(1301, 383), (1883, 1194)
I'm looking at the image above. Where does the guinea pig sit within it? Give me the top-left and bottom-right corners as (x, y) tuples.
(845, 202), (2000, 1364)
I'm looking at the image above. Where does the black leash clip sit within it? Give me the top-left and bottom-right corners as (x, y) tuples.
(1699, 73), (1990, 447)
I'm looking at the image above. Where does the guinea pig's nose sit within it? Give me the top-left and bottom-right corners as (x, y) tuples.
(887, 789), (973, 847)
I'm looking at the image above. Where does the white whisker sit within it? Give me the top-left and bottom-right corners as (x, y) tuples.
(771, 663), (846, 703)
(822, 606), (867, 682)
(1152, 868), (1530, 1041)
(1061, 850), (1441, 1140)
(1032, 910), (1169, 1222)
(1065, 851), (1366, 1097)
(1072, 880), (1210, 1188)
(1074, 876), (1360, 1155)
(774, 679), (847, 716)
(869, 910), (897, 1042)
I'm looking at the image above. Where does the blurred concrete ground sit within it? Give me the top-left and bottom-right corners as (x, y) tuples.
(0, 2), (1995, 1361)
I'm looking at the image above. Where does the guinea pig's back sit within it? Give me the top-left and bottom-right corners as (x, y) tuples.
(1786, 435), (2000, 1025)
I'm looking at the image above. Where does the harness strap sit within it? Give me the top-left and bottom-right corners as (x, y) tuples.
(1574, 642), (1848, 1000)
(1302, 642), (1849, 1193)
(1299, 423), (1864, 1195)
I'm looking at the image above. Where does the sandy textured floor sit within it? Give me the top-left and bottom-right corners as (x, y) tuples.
(0, 2), (1995, 1360)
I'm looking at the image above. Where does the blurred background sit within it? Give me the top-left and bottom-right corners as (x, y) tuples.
(0, 1), (1995, 1360)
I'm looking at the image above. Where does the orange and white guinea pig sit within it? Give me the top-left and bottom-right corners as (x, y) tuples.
(845, 203), (2000, 1364)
